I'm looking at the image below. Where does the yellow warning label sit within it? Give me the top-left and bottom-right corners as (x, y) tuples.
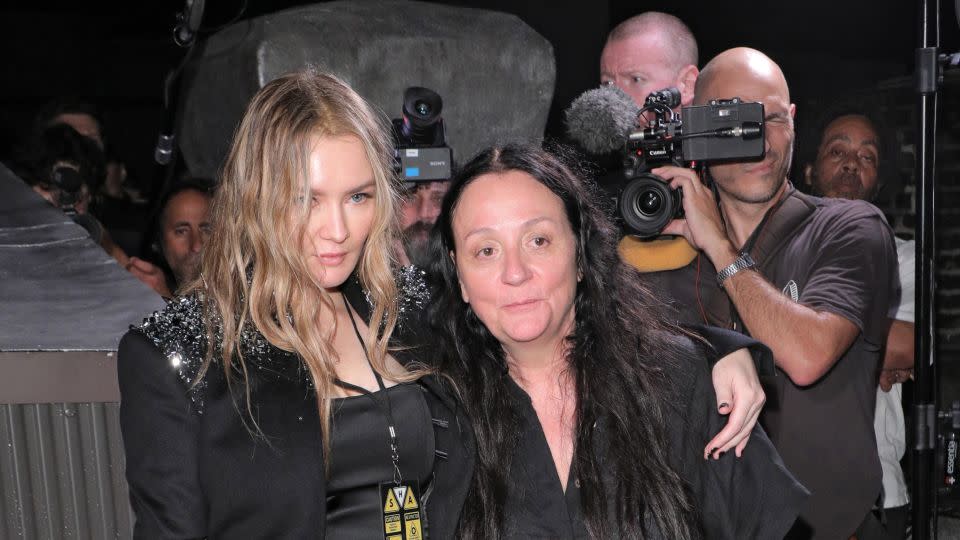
(387, 536), (402, 540)
(384, 514), (401, 534)
(383, 489), (400, 513)
(404, 511), (423, 540)
(403, 487), (419, 510)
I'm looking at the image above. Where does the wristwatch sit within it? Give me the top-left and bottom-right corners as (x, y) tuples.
(716, 252), (756, 288)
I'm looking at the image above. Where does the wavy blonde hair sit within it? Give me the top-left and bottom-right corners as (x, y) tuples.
(186, 69), (418, 454)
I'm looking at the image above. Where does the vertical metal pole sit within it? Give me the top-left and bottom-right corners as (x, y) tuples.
(911, 0), (940, 537)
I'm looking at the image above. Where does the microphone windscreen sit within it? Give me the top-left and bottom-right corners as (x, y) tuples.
(564, 86), (639, 155)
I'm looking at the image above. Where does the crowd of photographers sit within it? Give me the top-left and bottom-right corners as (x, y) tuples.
(6, 10), (914, 540)
(589, 14), (911, 540)
(589, 14), (910, 540)
(7, 99), (215, 297)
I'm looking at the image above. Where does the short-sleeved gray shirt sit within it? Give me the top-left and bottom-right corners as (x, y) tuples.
(645, 187), (899, 540)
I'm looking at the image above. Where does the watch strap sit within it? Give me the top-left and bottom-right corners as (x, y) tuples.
(716, 252), (756, 288)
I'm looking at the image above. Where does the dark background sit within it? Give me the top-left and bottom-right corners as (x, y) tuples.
(0, 0), (956, 195)
(2, 0), (959, 368)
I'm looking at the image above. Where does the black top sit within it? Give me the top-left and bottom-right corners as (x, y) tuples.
(501, 376), (588, 539)
(326, 383), (436, 537)
(500, 334), (808, 539)
(117, 270), (475, 539)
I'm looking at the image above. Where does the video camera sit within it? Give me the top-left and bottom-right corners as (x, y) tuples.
(44, 163), (105, 243)
(391, 86), (453, 186)
(614, 88), (765, 238)
(48, 165), (87, 216)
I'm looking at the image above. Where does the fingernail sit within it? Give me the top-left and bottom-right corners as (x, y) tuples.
(718, 402), (729, 410)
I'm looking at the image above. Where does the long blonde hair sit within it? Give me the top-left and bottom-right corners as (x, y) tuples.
(187, 69), (414, 453)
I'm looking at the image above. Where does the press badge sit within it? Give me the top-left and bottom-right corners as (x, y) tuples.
(381, 481), (425, 540)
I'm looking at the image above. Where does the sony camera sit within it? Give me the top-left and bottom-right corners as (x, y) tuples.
(616, 88), (765, 238)
(391, 86), (453, 186)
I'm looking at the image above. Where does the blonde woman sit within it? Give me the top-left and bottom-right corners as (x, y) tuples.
(117, 70), (474, 538)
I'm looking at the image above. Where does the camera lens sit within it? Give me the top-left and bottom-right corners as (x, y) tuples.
(399, 87), (444, 145)
(636, 190), (662, 216)
(414, 101), (431, 117)
(618, 173), (681, 239)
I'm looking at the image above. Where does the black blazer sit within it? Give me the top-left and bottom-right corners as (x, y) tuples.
(117, 275), (475, 539)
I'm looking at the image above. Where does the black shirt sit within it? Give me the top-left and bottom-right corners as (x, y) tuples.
(499, 335), (808, 539)
(502, 376), (588, 539)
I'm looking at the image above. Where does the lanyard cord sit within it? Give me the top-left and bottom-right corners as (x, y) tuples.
(333, 294), (402, 486)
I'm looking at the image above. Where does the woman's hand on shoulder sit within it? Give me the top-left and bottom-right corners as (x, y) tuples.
(704, 348), (765, 460)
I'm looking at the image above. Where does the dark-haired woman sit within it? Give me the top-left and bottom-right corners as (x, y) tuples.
(427, 143), (807, 539)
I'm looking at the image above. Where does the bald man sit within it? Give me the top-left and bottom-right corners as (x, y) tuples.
(647, 48), (899, 539)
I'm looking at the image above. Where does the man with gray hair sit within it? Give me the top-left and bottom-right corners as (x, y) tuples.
(600, 11), (699, 108)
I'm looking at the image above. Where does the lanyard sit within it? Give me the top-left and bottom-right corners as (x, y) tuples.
(333, 294), (403, 486)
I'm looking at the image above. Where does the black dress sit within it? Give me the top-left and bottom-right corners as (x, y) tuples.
(117, 270), (475, 539)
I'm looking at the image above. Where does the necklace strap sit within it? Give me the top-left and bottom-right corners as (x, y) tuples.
(332, 293), (402, 485)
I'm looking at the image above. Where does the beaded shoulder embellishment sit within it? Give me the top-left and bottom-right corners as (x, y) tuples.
(134, 295), (211, 413)
(395, 265), (430, 326)
(134, 267), (430, 412)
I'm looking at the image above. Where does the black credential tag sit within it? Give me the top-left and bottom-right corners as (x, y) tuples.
(380, 481), (426, 540)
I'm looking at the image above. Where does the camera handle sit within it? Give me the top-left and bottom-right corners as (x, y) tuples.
(694, 163), (729, 235)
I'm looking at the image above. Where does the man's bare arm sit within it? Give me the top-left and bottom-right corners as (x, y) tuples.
(879, 319), (915, 391)
(656, 164), (862, 387)
(720, 265), (859, 386)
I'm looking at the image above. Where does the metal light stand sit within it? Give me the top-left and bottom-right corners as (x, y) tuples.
(911, 0), (941, 537)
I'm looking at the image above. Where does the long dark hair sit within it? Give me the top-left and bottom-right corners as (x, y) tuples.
(427, 143), (699, 539)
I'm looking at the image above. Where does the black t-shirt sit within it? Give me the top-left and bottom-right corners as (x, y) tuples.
(647, 188), (899, 539)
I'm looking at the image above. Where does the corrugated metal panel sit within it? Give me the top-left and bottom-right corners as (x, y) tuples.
(0, 403), (133, 539)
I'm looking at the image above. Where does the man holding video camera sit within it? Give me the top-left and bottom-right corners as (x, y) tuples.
(391, 86), (453, 268)
(649, 47), (899, 539)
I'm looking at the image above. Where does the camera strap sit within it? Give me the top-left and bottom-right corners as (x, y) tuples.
(725, 185), (811, 334)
